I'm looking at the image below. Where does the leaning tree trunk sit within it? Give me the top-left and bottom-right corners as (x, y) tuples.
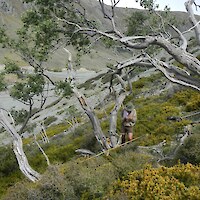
(0, 109), (41, 182)
(73, 87), (110, 150)
(63, 48), (110, 151)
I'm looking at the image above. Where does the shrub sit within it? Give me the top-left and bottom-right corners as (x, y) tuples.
(44, 116), (58, 126)
(105, 163), (200, 200)
(132, 102), (189, 145)
(45, 123), (70, 138)
(3, 166), (76, 200)
(2, 148), (152, 200)
(0, 74), (6, 91)
(175, 133), (200, 164)
(0, 147), (23, 198)
(170, 89), (200, 112)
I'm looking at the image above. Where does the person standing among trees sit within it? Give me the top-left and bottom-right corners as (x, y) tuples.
(121, 102), (137, 144)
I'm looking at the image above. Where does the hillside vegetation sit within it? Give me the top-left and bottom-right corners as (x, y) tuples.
(0, 71), (199, 199)
(0, 0), (200, 199)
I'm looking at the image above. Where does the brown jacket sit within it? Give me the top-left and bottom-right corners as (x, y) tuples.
(122, 109), (137, 127)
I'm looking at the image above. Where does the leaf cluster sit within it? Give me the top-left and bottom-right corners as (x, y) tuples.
(169, 89), (200, 112)
(126, 10), (174, 36)
(55, 81), (72, 97)
(10, 109), (28, 125)
(10, 74), (45, 103)
(16, 0), (92, 63)
(3, 59), (23, 78)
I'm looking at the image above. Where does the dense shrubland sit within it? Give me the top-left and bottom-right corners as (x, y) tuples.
(0, 73), (199, 199)
(0, 0), (200, 196)
(106, 163), (200, 200)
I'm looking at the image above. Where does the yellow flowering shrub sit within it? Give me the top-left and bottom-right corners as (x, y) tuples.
(106, 163), (200, 200)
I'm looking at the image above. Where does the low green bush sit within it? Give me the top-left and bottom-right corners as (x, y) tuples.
(169, 89), (200, 112)
(0, 147), (23, 197)
(2, 148), (152, 200)
(0, 73), (6, 91)
(119, 101), (189, 145)
(44, 116), (58, 126)
(175, 133), (200, 164)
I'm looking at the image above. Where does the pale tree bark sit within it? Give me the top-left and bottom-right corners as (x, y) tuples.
(63, 48), (110, 150)
(185, 0), (200, 45)
(63, 48), (132, 149)
(109, 72), (131, 147)
(0, 108), (41, 182)
(34, 133), (50, 166)
(70, 0), (200, 91)
(109, 92), (127, 147)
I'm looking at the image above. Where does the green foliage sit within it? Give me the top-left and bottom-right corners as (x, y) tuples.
(137, 0), (158, 10)
(130, 72), (163, 95)
(0, 146), (23, 197)
(119, 75), (199, 146)
(3, 59), (21, 76)
(55, 81), (72, 97)
(1, 0), (199, 199)
(67, 105), (78, 116)
(10, 73), (45, 103)
(44, 116), (58, 126)
(22, 124), (89, 172)
(106, 163), (200, 199)
(101, 37), (116, 48)
(45, 123), (70, 138)
(100, 120), (110, 134)
(0, 147), (19, 177)
(45, 140), (79, 163)
(133, 102), (189, 145)
(2, 166), (69, 200)
(18, 10), (60, 61)
(15, 0), (92, 62)
(2, 149), (151, 200)
(0, 27), (9, 48)
(126, 5), (176, 38)
(0, 73), (6, 91)
(126, 11), (149, 36)
(169, 89), (200, 112)
(10, 109), (28, 125)
(176, 133), (200, 164)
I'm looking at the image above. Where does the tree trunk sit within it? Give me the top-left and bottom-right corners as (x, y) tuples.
(0, 109), (41, 182)
(185, 0), (200, 45)
(72, 87), (111, 150)
(109, 93), (127, 147)
(64, 48), (110, 150)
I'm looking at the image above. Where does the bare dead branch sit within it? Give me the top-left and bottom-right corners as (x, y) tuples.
(169, 24), (188, 50)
